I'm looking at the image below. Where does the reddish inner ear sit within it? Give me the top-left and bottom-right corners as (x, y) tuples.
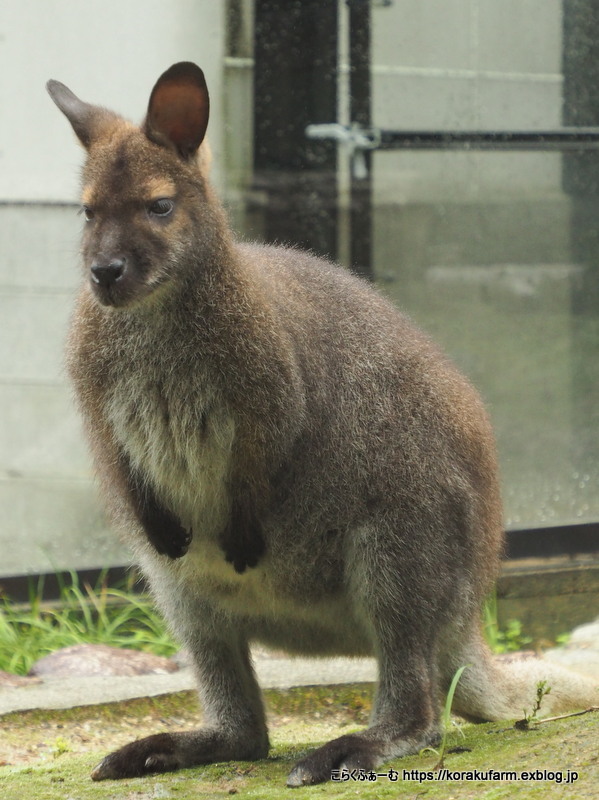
(149, 79), (208, 156)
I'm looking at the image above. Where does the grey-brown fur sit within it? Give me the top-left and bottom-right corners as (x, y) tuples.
(46, 63), (597, 786)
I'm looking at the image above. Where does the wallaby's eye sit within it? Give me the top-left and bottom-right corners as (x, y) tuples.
(148, 198), (174, 218)
(81, 205), (95, 222)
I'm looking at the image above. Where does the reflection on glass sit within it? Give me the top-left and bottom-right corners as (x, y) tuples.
(369, 154), (599, 529)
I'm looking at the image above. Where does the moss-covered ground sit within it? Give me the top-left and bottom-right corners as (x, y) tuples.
(1, 684), (597, 800)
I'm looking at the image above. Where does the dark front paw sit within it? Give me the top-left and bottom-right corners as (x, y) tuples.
(91, 733), (180, 780)
(219, 502), (266, 574)
(221, 536), (264, 574)
(142, 504), (192, 559)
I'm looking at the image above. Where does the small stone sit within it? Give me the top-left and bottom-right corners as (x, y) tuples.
(28, 644), (180, 678)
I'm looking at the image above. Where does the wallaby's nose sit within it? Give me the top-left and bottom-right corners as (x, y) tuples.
(91, 259), (126, 288)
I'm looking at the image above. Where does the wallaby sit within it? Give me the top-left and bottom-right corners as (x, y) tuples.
(47, 63), (597, 786)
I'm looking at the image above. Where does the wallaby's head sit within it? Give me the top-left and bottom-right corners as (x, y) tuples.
(47, 63), (215, 309)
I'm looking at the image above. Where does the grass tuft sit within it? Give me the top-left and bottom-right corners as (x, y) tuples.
(483, 592), (533, 654)
(0, 570), (177, 676)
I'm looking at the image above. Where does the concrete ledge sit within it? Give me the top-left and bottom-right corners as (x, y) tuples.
(0, 655), (377, 716)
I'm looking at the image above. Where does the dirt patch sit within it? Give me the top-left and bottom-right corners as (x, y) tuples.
(0, 685), (371, 769)
(1, 685), (598, 799)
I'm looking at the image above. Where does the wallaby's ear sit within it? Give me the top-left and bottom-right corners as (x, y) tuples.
(46, 80), (120, 149)
(144, 62), (209, 159)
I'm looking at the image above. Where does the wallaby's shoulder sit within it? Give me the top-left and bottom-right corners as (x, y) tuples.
(235, 240), (375, 295)
(233, 239), (412, 333)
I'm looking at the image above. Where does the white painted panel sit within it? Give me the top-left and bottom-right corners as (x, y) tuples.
(0, 478), (127, 574)
(0, 0), (226, 202)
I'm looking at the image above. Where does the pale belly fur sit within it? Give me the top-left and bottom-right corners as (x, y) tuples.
(103, 373), (372, 654)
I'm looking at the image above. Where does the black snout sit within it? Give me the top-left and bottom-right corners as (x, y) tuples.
(91, 259), (126, 288)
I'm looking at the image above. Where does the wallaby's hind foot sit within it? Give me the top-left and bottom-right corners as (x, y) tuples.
(91, 728), (269, 781)
(286, 729), (441, 787)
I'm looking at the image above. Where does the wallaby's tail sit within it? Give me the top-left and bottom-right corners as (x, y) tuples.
(443, 625), (598, 722)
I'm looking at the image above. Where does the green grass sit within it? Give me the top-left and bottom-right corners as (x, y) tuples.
(0, 571), (177, 676)
(483, 592), (533, 654)
(428, 664), (470, 768)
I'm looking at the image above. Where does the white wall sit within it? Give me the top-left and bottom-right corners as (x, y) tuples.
(0, 0), (226, 202)
(0, 1), (228, 576)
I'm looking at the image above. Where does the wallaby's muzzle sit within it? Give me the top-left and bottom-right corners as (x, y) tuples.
(88, 256), (132, 307)
(91, 258), (126, 289)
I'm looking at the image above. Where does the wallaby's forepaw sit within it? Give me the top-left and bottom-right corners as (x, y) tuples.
(286, 734), (381, 787)
(221, 533), (265, 574)
(219, 501), (266, 573)
(143, 504), (192, 560)
(91, 733), (181, 780)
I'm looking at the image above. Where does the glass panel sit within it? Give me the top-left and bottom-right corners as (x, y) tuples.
(371, 156), (599, 529)
(364, 0), (599, 529)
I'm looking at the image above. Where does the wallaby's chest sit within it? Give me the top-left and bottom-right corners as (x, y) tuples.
(103, 347), (234, 534)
